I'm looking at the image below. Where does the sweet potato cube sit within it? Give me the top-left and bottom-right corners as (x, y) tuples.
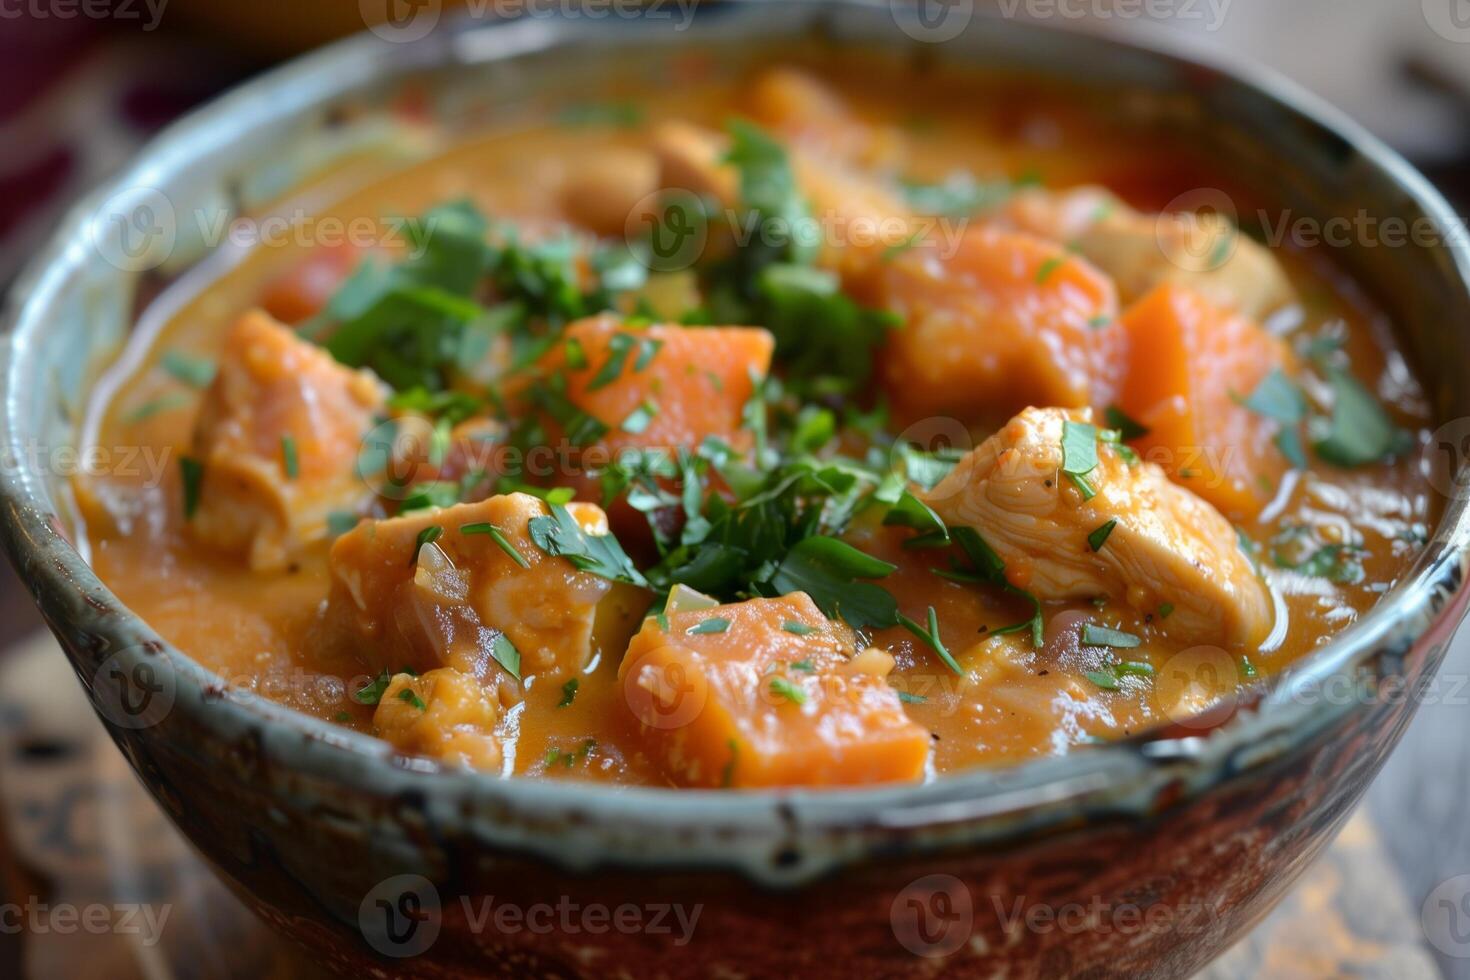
(537, 314), (774, 459)
(1116, 284), (1297, 521)
(618, 593), (930, 788)
(877, 226), (1121, 426)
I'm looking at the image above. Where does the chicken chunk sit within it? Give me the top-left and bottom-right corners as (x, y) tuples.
(922, 407), (1273, 649)
(876, 226), (1121, 425)
(188, 310), (387, 570)
(998, 186), (1295, 319)
(325, 493), (627, 683)
(372, 668), (503, 770)
(618, 593), (930, 787)
(559, 146), (660, 238)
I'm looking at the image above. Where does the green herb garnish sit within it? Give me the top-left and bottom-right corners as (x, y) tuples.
(461, 522), (532, 569)
(1080, 624), (1141, 649)
(1087, 519), (1117, 552)
(179, 456), (204, 520)
(770, 676), (808, 706)
(161, 350), (217, 388)
(491, 633), (521, 680)
(687, 617), (732, 635)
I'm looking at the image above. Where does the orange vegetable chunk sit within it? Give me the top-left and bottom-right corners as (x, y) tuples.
(876, 226), (1121, 425)
(618, 593), (930, 788)
(537, 314), (774, 460)
(1116, 283), (1296, 521)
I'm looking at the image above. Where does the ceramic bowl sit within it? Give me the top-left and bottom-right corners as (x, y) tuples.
(3, 2), (1469, 976)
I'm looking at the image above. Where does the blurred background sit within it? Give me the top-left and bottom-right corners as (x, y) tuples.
(1, 1), (1469, 977)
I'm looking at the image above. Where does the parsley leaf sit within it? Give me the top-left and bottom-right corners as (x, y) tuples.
(1310, 365), (1411, 467)
(491, 633), (521, 680)
(1088, 519), (1117, 552)
(1080, 624), (1141, 649)
(528, 503), (648, 587)
(769, 537), (898, 631)
(1060, 420), (1100, 499)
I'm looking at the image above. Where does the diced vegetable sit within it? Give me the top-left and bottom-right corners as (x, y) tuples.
(1115, 283), (1298, 520)
(618, 593), (929, 787)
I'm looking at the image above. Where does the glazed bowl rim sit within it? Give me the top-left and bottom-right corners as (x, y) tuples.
(2, 0), (1468, 855)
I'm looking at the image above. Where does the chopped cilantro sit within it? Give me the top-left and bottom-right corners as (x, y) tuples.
(1103, 405), (1150, 441)
(1085, 670), (1120, 691)
(1080, 624), (1141, 649)
(1035, 256), (1064, 285)
(528, 503), (648, 586)
(490, 633), (521, 680)
(621, 399), (659, 434)
(1310, 365), (1411, 467)
(782, 620), (817, 636)
(1060, 420), (1100, 500)
(179, 456), (204, 520)
(769, 676), (808, 706)
(587, 332), (663, 391)
(899, 605), (963, 676)
(687, 617), (731, 635)
(161, 350), (217, 388)
(353, 671), (393, 705)
(460, 522), (531, 568)
(564, 336), (589, 369)
(124, 392), (192, 423)
(1158, 602), (1175, 619)
(770, 537), (898, 631)
(280, 435), (299, 480)
(396, 687), (427, 711)
(558, 678), (579, 708)
(1087, 519), (1117, 552)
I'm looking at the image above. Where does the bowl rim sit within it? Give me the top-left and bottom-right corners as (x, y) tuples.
(3, 0), (1469, 869)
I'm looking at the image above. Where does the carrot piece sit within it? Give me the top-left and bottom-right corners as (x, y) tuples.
(1116, 283), (1297, 521)
(876, 226), (1121, 426)
(619, 593), (930, 788)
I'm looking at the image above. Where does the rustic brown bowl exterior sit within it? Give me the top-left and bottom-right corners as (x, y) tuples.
(4, 3), (1470, 977)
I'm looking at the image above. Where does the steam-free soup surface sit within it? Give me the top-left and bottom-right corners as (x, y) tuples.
(78, 55), (1435, 787)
